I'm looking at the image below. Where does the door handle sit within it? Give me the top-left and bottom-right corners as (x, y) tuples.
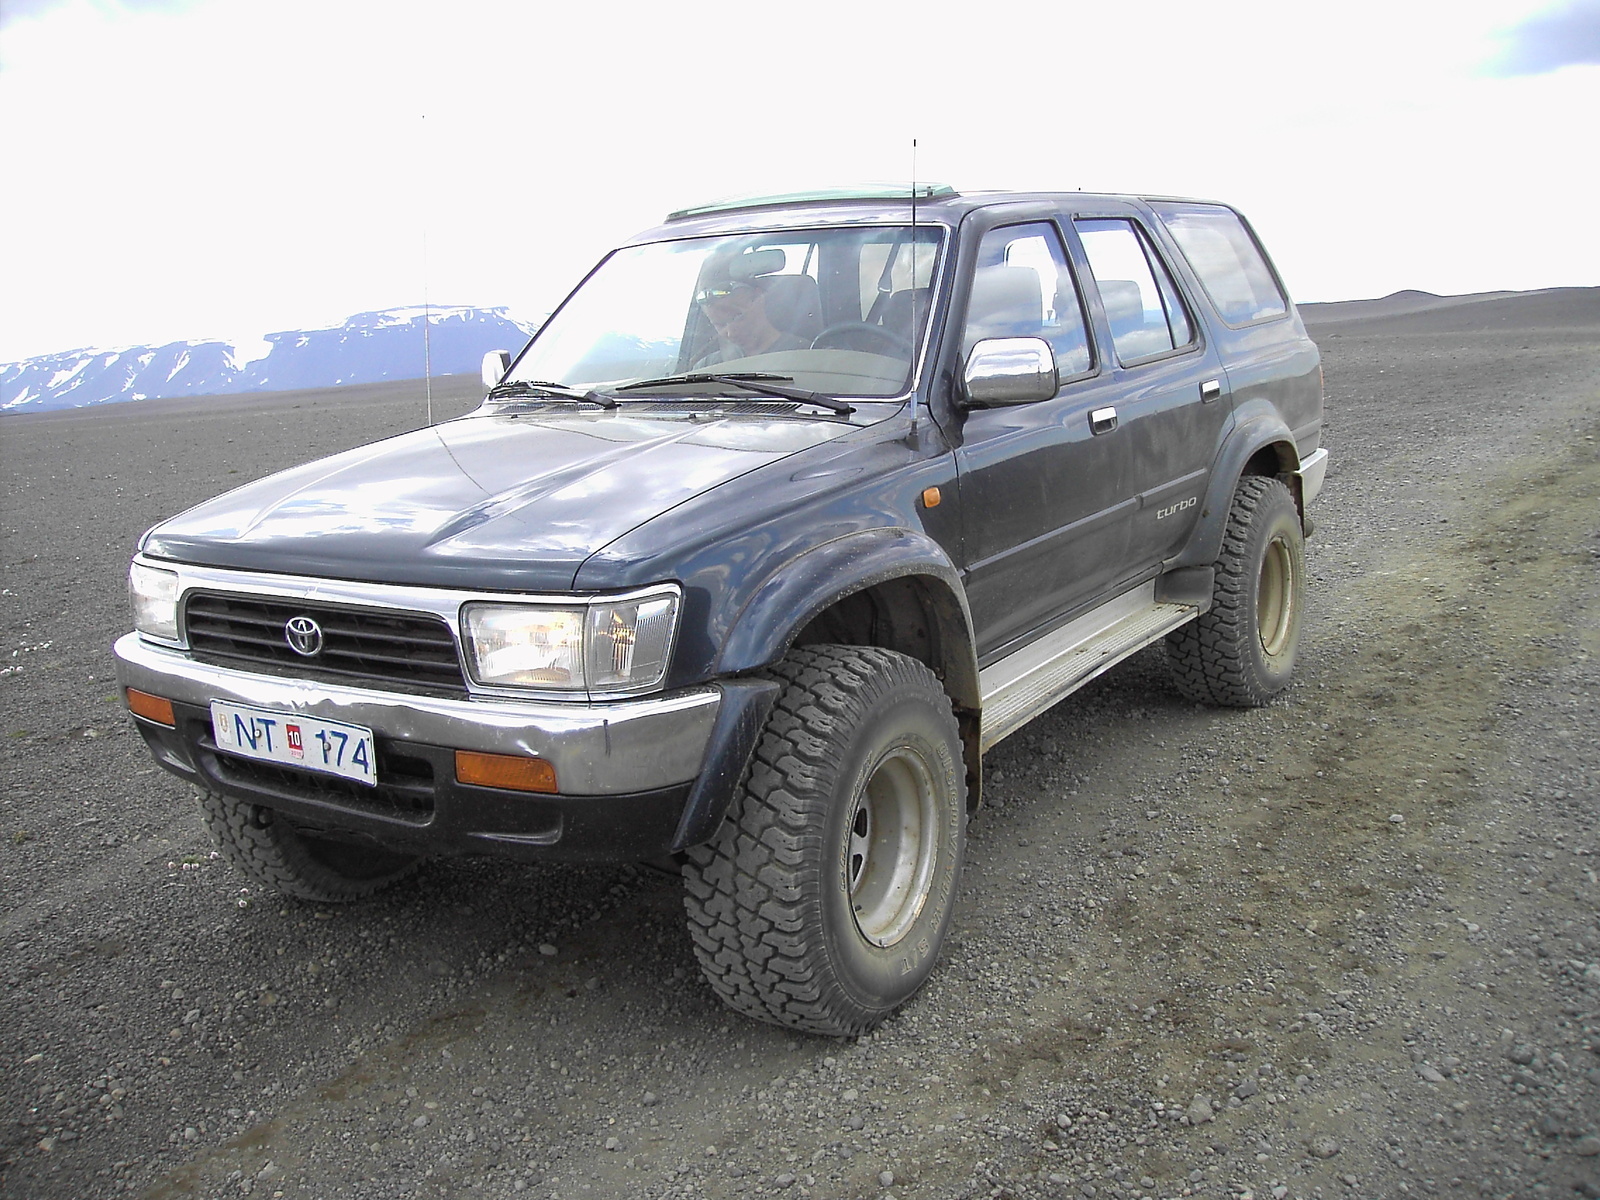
(1090, 406), (1118, 435)
(1200, 379), (1222, 403)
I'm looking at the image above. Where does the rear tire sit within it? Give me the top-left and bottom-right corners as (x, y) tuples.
(1167, 475), (1305, 707)
(198, 790), (419, 902)
(683, 645), (966, 1037)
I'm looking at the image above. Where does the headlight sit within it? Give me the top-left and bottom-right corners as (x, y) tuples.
(129, 562), (180, 642)
(586, 593), (678, 689)
(462, 587), (680, 695)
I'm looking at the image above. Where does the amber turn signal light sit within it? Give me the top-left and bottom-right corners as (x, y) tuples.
(921, 486), (941, 508)
(454, 750), (559, 794)
(125, 688), (176, 727)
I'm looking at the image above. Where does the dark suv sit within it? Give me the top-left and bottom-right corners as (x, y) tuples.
(114, 186), (1326, 1036)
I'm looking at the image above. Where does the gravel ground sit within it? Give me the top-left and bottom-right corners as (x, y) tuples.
(2, 290), (1597, 1200)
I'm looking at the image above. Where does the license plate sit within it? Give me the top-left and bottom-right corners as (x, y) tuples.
(210, 701), (376, 787)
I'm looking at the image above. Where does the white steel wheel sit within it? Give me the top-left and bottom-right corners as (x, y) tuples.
(845, 744), (941, 948)
(1256, 527), (1299, 659)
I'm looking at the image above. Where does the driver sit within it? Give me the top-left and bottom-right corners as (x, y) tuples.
(694, 270), (809, 366)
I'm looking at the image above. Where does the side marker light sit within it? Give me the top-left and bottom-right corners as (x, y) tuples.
(455, 750), (559, 794)
(126, 689), (176, 727)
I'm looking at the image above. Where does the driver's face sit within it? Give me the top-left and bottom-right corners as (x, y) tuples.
(702, 285), (767, 347)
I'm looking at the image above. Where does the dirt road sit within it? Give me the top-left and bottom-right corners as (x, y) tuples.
(2, 291), (1596, 1200)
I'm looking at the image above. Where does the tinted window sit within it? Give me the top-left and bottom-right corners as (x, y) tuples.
(1075, 218), (1196, 363)
(1160, 205), (1287, 325)
(962, 222), (1092, 381)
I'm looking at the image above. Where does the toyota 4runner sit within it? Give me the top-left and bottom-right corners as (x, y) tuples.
(114, 185), (1327, 1036)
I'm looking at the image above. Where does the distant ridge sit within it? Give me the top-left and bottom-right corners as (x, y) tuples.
(1299, 286), (1600, 331)
(0, 306), (541, 414)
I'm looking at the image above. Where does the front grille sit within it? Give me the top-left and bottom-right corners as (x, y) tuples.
(185, 592), (467, 695)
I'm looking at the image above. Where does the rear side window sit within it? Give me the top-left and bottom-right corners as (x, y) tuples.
(1074, 218), (1195, 363)
(1160, 205), (1287, 326)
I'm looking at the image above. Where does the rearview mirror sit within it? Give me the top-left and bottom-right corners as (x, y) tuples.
(961, 337), (1058, 407)
(481, 349), (511, 389)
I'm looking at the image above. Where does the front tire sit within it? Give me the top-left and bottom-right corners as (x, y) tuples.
(198, 790), (420, 902)
(1167, 475), (1305, 706)
(683, 646), (966, 1037)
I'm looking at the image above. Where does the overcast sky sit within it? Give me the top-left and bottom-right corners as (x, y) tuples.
(1, 0), (1596, 363)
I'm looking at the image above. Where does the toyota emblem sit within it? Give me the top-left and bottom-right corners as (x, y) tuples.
(284, 615), (324, 657)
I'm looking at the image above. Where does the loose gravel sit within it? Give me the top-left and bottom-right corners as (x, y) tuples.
(2, 292), (1597, 1200)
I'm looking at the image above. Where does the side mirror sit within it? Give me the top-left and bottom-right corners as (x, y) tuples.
(961, 337), (1058, 407)
(481, 349), (511, 389)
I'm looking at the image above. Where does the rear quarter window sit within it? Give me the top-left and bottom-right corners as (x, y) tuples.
(1159, 206), (1288, 327)
(1074, 218), (1195, 364)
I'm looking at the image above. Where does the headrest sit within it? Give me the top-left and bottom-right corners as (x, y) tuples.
(1098, 280), (1145, 323)
(763, 274), (821, 338)
(968, 265), (1043, 339)
(881, 287), (932, 340)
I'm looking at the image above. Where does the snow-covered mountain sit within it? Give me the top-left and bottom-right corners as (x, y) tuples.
(0, 306), (541, 414)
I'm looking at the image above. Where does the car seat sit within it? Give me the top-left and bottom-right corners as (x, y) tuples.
(763, 275), (822, 342)
(880, 288), (932, 345)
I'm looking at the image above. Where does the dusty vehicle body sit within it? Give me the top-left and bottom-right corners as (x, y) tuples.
(115, 186), (1326, 1034)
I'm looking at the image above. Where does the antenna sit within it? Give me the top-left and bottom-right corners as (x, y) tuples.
(421, 113), (434, 426)
(910, 137), (919, 227)
(911, 136), (920, 355)
(909, 139), (922, 437)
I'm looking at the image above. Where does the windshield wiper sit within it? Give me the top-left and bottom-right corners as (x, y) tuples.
(614, 373), (854, 415)
(486, 379), (617, 409)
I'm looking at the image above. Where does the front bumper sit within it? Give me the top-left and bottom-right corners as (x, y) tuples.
(113, 633), (773, 861)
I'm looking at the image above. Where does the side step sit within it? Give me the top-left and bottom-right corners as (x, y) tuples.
(978, 583), (1196, 751)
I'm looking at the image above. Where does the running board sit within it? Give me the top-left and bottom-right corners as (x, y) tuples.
(978, 583), (1197, 751)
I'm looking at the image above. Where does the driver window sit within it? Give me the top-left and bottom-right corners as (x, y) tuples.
(962, 223), (1092, 381)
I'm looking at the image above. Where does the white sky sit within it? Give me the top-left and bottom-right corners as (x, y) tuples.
(1, 0), (1596, 363)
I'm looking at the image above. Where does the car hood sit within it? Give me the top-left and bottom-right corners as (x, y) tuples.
(141, 408), (857, 590)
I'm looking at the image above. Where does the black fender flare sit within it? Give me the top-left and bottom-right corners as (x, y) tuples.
(715, 526), (980, 713)
(672, 533), (982, 848)
(1168, 402), (1302, 574)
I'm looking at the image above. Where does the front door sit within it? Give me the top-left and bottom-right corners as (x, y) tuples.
(952, 220), (1134, 662)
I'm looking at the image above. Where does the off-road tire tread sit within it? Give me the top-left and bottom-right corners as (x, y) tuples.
(682, 645), (959, 1038)
(198, 790), (418, 902)
(1167, 475), (1302, 708)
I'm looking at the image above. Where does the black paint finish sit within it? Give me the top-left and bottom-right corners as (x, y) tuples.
(129, 190), (1321, 857)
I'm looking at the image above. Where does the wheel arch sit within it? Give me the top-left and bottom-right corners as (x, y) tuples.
(714, 528), (984, 808)
(1168, 405), (1303, 573)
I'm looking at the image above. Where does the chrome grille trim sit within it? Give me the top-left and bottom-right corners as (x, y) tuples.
(185, 592), (465, 695)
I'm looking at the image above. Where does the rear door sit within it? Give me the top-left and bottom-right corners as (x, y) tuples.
(1067, 206), (1230, 569)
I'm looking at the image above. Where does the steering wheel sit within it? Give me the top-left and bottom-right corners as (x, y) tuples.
(809, 322), (912, 356)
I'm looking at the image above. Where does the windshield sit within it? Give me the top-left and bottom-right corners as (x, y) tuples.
(504, 226), (943, 400)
